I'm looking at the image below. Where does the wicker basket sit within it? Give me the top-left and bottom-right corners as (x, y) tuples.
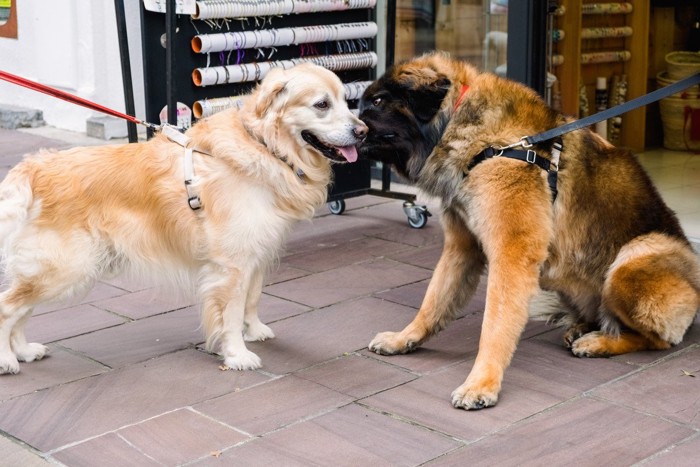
(657, 72), (700, 151)
(657, 71), (700, 95)
(665, 51), (700, 80)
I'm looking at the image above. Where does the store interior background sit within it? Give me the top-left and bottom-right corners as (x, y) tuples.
(394, 0), (700, 242)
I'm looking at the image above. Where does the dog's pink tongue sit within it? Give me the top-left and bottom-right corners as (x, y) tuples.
(338, 145), (358, 163)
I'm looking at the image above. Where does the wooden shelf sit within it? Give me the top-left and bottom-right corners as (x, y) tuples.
(553, 1), (649, 152)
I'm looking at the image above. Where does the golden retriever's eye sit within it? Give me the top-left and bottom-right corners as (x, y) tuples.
(372, 97), (382, 106)
(314, 100), (329, 110)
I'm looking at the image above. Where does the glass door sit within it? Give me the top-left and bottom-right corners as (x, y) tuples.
(393, 0), (509, 74)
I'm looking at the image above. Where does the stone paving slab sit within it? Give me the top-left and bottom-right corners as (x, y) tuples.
(195, 404), (461, 466)
(0, 350), (270, 452)
(428, 397), (696, 466)
(0, 435), (50, 466)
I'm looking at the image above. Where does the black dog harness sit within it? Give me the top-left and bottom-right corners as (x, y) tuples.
(466, 139), (562, 201)
(453, 84), (562, 201)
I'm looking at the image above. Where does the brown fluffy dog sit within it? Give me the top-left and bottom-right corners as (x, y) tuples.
(358, 52), (700, 410)
(0, 63), (367, 375)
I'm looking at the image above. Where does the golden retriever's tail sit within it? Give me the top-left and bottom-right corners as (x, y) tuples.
(0, 169), (33, 260)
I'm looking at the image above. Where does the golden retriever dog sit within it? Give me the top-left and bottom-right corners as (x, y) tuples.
(0, 63), (367, 375)
(357, 52), (700, 410)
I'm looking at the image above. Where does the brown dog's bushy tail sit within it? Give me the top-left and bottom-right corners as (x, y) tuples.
(528, 290), (570, 326)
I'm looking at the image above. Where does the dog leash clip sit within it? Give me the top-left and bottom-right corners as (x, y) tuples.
(496, 136), (533, 154)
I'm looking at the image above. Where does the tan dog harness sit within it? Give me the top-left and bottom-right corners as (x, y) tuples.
(162, 125), (210, 210)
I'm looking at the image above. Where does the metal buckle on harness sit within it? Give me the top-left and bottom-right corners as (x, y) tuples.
(188, 195), (202, 210)
(183, 147), (201, 211)
(526, 149), (536, 164)
(519, 136), (533, 148)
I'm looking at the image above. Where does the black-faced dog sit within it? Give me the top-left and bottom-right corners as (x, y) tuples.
(358, 52), (700, 410)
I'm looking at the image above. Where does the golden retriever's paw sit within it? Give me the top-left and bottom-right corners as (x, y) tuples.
(223, 350), (262, 370)
(244, 321), (275, 342)
(570, 331), (611, 358)
(15, 343), (49, 362)
(368, 331), (418, 355)
(0, 354), (20, 375)
(450, 384), (499, 410)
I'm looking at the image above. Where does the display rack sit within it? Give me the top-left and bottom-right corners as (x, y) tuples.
(552, 1), (649, 151)
(138, 0), (429, 227)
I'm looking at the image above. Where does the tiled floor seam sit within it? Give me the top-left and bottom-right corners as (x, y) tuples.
(191, 399), (361, 461)
(185, 406), (254, 438)
(95, 304), (197, 322)
(114, 432), (165, 466)
(39, 317), (134, 346)
(361, 388), (685, 456)
(416, 446), (467, 467)
(52, 342), (209, 372)
(179, 433), (267, 467)
(291, 352), (420, 394)
(180, 402), (378, 466)
(259, 292), (418, 324)
(585, 393), (700, 432)
(375, 253), (442, 271)
(0, 431), (52, 463)
(354, 400), (474, 446)
(259, 290), (322, 309)
(351, 350), (424, 377)
(631, 430), (700, 466)
(0, 344), (112, 403)
(364, 232), (439, 250)
(43, 406), (193, 457)
(42, 404), (261, 465)
(287, 350), (386, 378)
(578, 342), (700, 398)
(368, 277), (440, 300)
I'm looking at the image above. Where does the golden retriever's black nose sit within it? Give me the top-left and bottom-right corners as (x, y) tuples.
(353, 124), (368, 141)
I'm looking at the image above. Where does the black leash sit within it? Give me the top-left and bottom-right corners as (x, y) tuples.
(525, 71), (700, 146)
(467, 71), (700, 202)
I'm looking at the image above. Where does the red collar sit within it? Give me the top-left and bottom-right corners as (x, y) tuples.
(453, 84), (470, 112)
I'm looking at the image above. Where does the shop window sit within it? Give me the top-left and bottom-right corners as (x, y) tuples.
(395, 0), (508, 73)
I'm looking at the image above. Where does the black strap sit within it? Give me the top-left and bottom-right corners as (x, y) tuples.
(467, 140), (562, 201)
(526, 71), (700, 146)
(467, 147), (552, 171)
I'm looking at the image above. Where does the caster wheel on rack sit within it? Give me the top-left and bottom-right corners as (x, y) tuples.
(403, 202), (431, 229)
(328, 199), (346, 215)
(407, 210), (429, 229)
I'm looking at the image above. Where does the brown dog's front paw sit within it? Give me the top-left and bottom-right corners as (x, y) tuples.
(563, 322), (593, 348)
(570, 331), (611, 358)
(368, 331), (418, 356)
(450, 383), (499, 410)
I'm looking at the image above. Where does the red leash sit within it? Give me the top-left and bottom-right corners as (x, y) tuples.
(0, 69), (159, 130)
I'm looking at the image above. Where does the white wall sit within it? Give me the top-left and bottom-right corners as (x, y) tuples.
(0, 0), (144, 132)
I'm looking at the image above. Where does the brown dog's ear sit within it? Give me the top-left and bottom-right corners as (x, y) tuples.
(253, 68), (288, 118)
(397, 71), (451, 122)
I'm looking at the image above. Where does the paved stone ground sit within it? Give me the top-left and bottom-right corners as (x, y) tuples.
(0, 128), (698, 466)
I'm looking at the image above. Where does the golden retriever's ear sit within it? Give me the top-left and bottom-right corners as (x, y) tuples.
(396, 69), (451, 122)
(253, 68), (288, 118)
